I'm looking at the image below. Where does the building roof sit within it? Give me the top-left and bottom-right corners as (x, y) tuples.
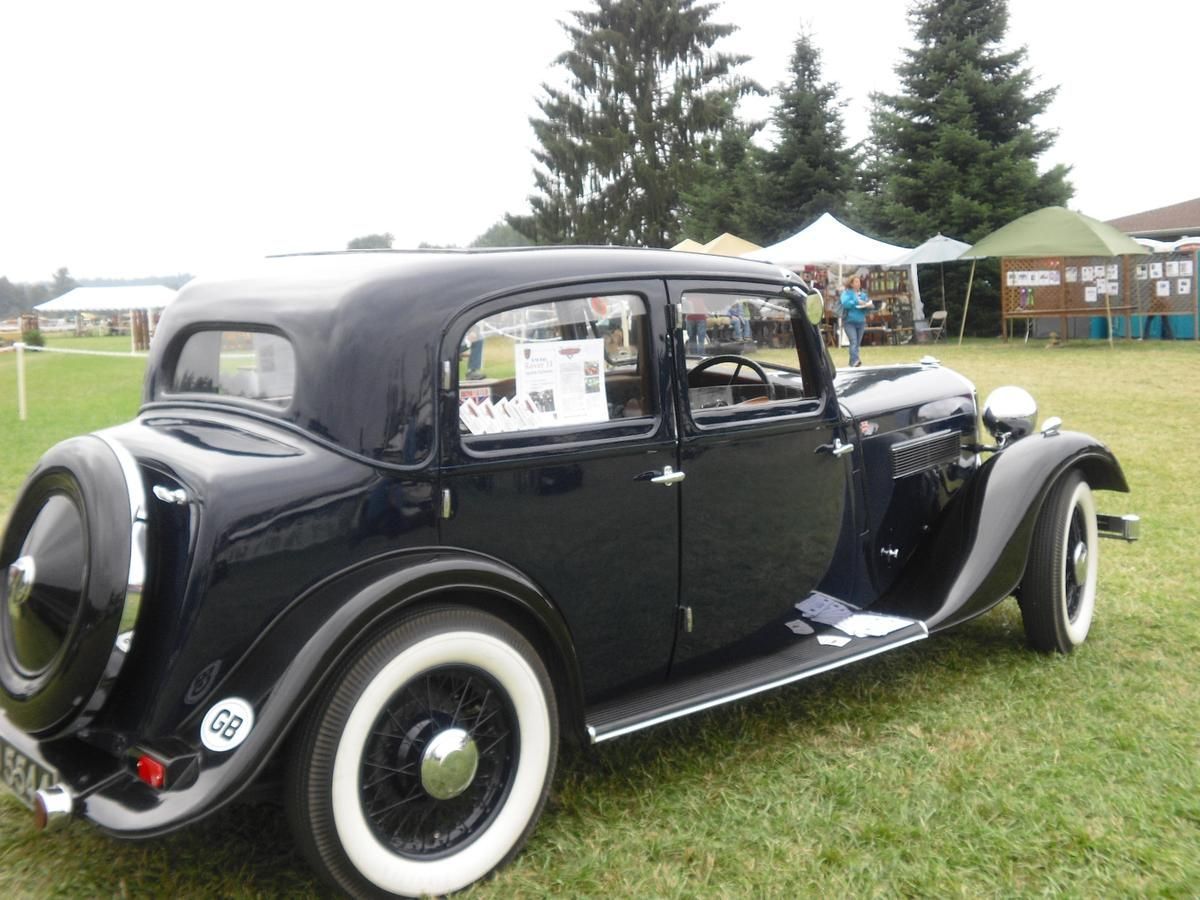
(1105, 197), (1200, 238)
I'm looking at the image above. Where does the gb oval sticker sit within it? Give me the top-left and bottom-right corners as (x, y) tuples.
(200, 697), (254, 752)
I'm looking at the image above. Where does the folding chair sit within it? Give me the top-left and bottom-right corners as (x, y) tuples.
(927, 310), (948, 342)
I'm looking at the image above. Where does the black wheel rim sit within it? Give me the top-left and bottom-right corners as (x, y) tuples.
(359, 665), (517, 859)
(1064, 503), (1086, 621)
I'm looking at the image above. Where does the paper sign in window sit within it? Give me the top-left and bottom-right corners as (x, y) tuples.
(515, 339), (609, 427)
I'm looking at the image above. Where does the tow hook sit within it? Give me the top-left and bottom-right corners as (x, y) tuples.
(33, 784), (75, 831)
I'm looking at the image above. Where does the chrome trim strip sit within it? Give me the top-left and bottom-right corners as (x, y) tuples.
(94, 430), (146, 525)
(78, 430), (148, 726)
(589, 622), (929, 744)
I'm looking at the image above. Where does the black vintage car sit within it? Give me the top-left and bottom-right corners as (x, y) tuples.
(0, 248), (1137, 897)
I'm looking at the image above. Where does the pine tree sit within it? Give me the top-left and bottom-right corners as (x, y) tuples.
(862, 0), (1071, 335)
(347, 233), (394, 250)
(50, 267), (77, 300)
(758, 32), (856, 243)
(509, 0), (753, 247)
(678, 119), (771, 244)
(864, 0), (1071, 246)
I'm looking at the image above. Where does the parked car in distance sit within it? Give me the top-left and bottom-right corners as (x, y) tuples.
(0, 248), (1138, 897)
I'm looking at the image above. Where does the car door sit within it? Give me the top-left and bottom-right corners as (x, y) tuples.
(666, 282), (855, 678)
(438, 280), (681, 703)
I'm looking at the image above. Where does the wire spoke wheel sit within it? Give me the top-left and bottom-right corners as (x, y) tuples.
(359, 666), (516, 858)
(286, 607), (557, 898)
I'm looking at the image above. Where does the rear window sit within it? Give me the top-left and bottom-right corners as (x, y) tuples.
(171, 330), (295, 407)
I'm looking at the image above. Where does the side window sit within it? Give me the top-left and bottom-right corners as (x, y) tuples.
(680, 291), (819, 423)
(170, 330), (295, 407)
(458, 294), (652, 436)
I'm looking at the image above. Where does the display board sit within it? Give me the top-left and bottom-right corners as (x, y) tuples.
(1001, 253), (1199, 339)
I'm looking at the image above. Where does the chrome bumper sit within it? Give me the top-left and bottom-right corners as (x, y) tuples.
(1097, 513), (1140, 542)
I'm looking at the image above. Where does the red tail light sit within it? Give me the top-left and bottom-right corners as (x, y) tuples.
(136, 754), (166, 789)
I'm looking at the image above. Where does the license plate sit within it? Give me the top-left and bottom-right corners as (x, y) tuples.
(0, 733), (58, 809)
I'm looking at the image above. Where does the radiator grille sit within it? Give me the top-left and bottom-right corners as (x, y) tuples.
(891, 429), (961, 479)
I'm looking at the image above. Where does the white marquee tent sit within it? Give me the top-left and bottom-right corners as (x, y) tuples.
(35, 285), (177, 353)
(34, 284), (177, 314)
(743, 213), (926, 319)
(744, 213), (912, 268)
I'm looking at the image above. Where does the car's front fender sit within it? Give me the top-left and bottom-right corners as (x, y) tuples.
(880, 429), (1129, 632)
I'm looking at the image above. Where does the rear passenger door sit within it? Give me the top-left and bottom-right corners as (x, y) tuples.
(438, 281), (681, 703)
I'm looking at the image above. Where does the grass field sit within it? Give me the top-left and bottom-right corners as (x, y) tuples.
(0, 335), (1197, 897)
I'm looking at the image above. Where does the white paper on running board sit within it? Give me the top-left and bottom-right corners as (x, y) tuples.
(817, 634), (852, 648)
(796, 593), (855, 625)
(833, 613), (914, 638)
(785, 619), (814, 635)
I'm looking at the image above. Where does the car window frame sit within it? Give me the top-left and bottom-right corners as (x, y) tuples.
(442, 280), (671, 460)
(670, 282), (833, 433)
(158, 323), (299, 415)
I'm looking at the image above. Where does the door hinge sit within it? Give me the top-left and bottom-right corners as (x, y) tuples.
(672, 303), (685, 329)
(682, 606), (694, 633)
(441, 360), (452, 392)
(439, 488), (453, 519)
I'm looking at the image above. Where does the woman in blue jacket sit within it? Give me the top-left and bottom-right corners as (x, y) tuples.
(840, 275), (871, 367)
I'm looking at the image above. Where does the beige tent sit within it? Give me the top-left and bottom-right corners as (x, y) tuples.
(671, 238), (705, 252)
(702, 232), (762, 257)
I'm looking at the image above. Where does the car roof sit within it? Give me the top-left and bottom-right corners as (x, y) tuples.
(143, 247), (797, 467)
(167, 246), (794, 321)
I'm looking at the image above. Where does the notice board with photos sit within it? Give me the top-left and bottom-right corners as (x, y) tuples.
(1129, 252), (1197, 317)
(1000, 257), (1135, 337)
(1000, 253), (1200, 339)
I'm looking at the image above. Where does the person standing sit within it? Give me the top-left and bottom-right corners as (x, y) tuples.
(685, 309), (708, 354)
(840, 275), (871, 367)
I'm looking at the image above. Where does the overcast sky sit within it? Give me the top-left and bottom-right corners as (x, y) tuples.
(3, 1), (1198, 282)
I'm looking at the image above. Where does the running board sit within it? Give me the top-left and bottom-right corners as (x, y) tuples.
(586, 620), (928, 743)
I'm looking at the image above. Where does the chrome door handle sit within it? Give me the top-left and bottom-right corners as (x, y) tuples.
(817, 438), (855, 458)
(649, 465), (686, 485)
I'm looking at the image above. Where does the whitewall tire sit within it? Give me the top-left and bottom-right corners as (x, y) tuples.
(1019, 472), (1099, 653)
(286, 607), (558, 898)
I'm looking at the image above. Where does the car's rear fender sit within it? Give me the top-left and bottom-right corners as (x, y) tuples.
(879, 429), (1129, 631)
(81, 548), (582, 838)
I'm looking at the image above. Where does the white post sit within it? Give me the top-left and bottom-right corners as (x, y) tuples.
(16, 341), (27, 421)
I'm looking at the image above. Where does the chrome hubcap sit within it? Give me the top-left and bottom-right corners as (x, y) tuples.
(5, 555), (35, 617)
(1071, 540), (1088, 585)
(420, 727), (479, 800)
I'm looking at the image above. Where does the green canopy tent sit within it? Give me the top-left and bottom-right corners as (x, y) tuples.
(957, 207), (1147, 347)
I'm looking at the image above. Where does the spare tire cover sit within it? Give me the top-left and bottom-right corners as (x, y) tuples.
(0, 434), (143, 737)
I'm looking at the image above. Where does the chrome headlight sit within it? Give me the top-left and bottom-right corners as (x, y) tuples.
(982, 386), (1037, 444)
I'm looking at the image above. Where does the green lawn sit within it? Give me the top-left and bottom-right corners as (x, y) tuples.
(0, 336), (1197, 897)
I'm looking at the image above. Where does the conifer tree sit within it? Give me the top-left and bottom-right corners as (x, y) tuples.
(678, 118), (770, 244)
(863, 0), (1071, 245)
(509, 0), (752, 247)
(758, 32), (855, 243)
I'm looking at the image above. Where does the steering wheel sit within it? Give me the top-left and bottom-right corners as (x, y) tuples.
(688, 354), (774, 402)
